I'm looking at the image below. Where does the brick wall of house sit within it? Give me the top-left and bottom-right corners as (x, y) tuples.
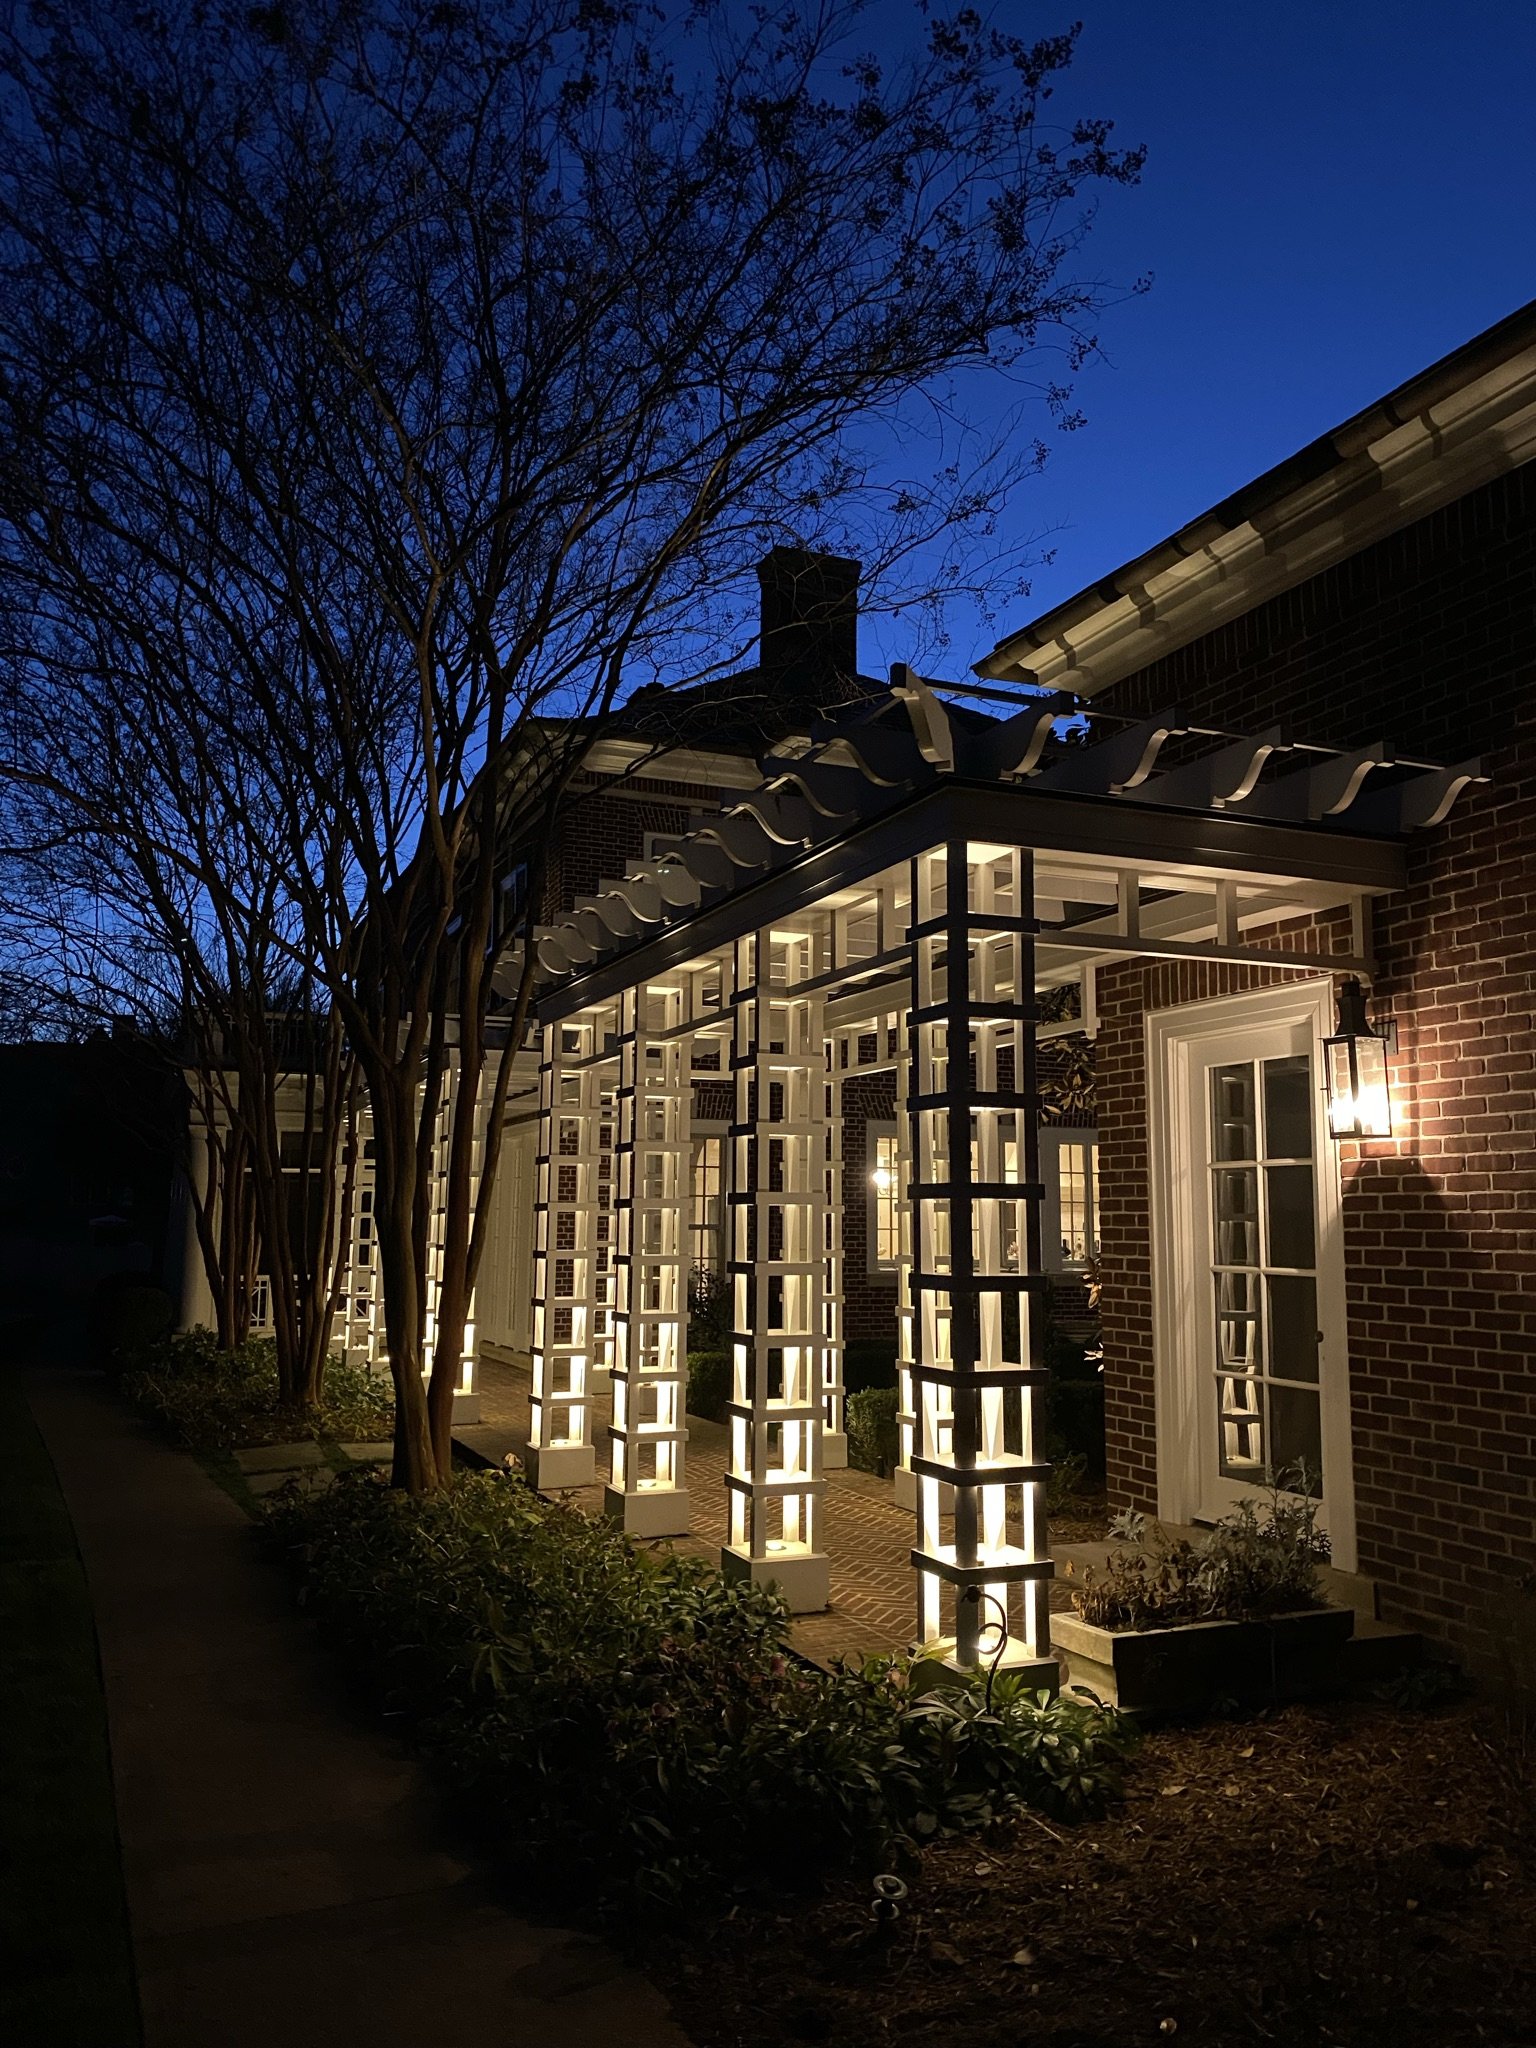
(1093, 459), (1536, 1668)
(541, 772), (723, 920)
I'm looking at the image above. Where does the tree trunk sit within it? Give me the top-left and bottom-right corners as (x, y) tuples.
(364, 1057), (442, 1494)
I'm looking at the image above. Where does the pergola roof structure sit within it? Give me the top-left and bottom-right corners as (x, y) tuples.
(517, 669), (1482, 1675)
(533, 669), (1483, 1021)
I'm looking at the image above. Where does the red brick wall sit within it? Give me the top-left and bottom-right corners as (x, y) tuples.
(541, 772), (723, 920)
(1094, 460), (1536, 1668)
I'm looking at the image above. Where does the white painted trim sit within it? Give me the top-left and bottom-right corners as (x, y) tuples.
(980, 337), (1536, 694)
(1146, 980), (1357, 1570)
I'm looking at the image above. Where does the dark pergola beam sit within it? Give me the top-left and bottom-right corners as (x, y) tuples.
(538, 779), (1406, 1022)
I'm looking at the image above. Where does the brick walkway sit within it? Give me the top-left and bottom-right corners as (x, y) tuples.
(457, 1357), (1101, 1670)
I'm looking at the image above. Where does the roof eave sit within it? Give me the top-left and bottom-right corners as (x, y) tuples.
(978, 300), (1536, 697)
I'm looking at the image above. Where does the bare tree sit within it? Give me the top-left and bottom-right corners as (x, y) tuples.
(0, 0), (1142, 1488)
(0, 741), (358, 1398)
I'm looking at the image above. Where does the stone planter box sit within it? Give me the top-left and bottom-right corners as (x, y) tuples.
(1051, 1605), (1355, 1715)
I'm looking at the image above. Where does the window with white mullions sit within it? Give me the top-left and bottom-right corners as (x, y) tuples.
(1207, 1053), (1323, 1494)
(690, 1131), (725, 1275)
(866, 1122), (900, 1271)
(1040, 1127), (1098, 1270)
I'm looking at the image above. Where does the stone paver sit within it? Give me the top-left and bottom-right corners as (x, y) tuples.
(244, 1467), (334, 1497)
(336, 1440), (393, 1462)
(232, 1441), (323, 1473)
(29, 1367), (691, 2048)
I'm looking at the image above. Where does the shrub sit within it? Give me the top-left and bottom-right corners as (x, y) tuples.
(686, 1348), (731, 1422)
(687, 1268), (730, 1349)
(1071, 1470), (1331, 1631)
(89, 1275), (174, 1376)
(266, 1469), (1134, 1905)
(124, 1328), (394, 1450)
(847, 1385), (899, 1475)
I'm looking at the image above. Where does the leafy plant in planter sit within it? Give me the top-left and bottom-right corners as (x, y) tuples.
(1072, 1468), (1331, 1631)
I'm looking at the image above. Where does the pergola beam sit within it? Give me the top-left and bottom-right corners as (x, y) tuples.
(538, 780), (1407, 1023)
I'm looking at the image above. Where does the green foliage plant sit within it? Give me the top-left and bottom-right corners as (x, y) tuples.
(1072, 1468), (1331, 1632)
(685, 1348), (731, 1422)
(265, 1468), (1134, 1905)
(847, 1384), (900, 1474)
(687, 1268), (731, 1349)
(123, 1327), (393, 1450)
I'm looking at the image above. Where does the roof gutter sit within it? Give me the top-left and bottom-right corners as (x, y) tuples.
(977, 298), (1536, 697)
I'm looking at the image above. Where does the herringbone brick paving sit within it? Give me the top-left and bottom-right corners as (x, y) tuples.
(459, 1356), (1101, 1670)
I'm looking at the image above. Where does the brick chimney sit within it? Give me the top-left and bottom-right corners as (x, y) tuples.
(756, 546), (860, 698)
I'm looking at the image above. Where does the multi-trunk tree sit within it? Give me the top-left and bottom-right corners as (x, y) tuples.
(0, 0), (1142, 1489)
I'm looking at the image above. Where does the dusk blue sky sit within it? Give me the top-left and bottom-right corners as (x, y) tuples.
(856, 0), (1536, 680)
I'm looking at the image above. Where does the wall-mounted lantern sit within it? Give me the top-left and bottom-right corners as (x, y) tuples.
(1324, 977), (1394, 1140)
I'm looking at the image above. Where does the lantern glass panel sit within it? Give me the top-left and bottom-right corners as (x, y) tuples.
(1352, 1032), (1391, 1138)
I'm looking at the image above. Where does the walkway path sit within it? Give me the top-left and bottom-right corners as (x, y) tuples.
(28, 1367), (690, 2048)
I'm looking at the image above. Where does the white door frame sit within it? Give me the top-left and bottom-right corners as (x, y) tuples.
(1146, 979), (1356, 1571)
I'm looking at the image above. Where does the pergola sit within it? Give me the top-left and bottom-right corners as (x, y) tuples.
(519, 671), (1479, 1679)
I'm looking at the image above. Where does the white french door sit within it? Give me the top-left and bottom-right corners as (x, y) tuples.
(1147, 983), (1355, 1569)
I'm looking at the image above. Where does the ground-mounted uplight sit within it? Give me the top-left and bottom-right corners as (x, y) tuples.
(1324, 977), (1395, 1140)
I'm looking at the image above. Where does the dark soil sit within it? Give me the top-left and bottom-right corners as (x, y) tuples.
(649, 1697), (1536, 2048)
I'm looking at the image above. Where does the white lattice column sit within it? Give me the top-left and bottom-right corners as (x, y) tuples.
(525, 1018), (601, 1488)
(909, 840), (1056, 1682)
(605, 983), (691, 1535)
(820, 1042), (848, 1468)
(893, 1033), (918, 1511)
(723, 929), (830, 1612)
(422, 1052), (481, 1421)
(340, 1108), (381, 1371)
(590, 1073), (617, 1392)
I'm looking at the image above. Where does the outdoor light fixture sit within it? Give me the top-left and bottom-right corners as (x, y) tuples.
(1324, 977), (1394, 1140)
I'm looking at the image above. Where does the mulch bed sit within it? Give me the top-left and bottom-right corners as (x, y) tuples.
(648, 1697), (1536, 2048)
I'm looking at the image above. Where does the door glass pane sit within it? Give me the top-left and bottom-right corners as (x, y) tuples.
(1213, 1167), (1259, 1265)
(1218, 1374), (1265, 1481)
(1268, 1274), (1320, 1383)
(1269, 1384), (1323, 1494)
(1205, 1041), (1326, 1501)
(1263, 1054), (1313, 1160)
(1211, 1064), (1256, 1161)
(1216, 1270), (1260, 1370)
(1265, 1165), (1316, 1269)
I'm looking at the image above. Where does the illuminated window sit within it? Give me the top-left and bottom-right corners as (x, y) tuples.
(1042, 1128), (1098, 1269)
(867, 1123), (900, 1271)
(690, 1131), (725, 1274)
